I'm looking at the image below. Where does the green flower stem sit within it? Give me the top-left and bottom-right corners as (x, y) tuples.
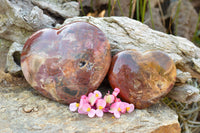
(148, 1), (155, 29)
(117, 0), (124, 16)
(141, 0), (147, 23)
(136, 0), (140, 21)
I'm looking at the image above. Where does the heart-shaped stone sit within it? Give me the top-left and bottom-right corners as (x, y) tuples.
(21, 22), (111, 104)
(108, 50), (176, 109)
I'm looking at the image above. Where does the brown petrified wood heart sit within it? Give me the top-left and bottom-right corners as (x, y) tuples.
(108, 50), (176, 109)
(21, 22), (111, 104)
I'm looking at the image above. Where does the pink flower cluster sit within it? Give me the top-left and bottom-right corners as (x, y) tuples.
(69, 88), (134, 118)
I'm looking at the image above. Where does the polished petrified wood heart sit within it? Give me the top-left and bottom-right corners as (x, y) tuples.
(108, 50), (176, 109)
(21, 22), (111, 104)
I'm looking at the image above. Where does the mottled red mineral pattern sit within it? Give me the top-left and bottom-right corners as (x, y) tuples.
(108, 50), (176, 109)
(21, 22), (111, 104)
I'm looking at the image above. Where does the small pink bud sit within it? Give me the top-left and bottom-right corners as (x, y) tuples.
(112, 88), (120, 97)
(104, 95), (115, 104)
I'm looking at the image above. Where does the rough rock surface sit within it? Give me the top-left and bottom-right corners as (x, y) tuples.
(0, 0), (54, 44)
(31, 0), (79, 19)
(0, 0), (79, 44)
(176, 69), (192, 84)
(0, 84), (180, 133)
(168, 85), (200, 104)
(0, 39), (12, 69)
(5, 42), (23, 76)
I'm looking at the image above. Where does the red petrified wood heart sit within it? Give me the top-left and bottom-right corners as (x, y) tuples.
(21, 22), (111, 104)
(108, 50), (176, 109)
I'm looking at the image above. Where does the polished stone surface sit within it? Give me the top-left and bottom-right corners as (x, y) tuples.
(21, 22), (111, 104)
(108, 50), (176, 109)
